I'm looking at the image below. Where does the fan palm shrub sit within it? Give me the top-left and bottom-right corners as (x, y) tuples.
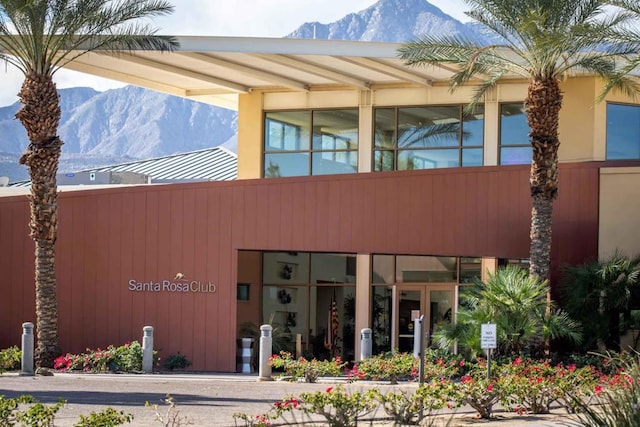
(561, 251), (640, 351)
(432, 265), (581, 358)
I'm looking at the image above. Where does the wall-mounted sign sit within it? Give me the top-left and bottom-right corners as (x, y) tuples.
(128, 279), (216, 293)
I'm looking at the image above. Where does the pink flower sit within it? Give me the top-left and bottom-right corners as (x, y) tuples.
(459, 360), (465, 367)
(595, 385), (603, 396)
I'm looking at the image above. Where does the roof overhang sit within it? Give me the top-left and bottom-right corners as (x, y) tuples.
(56, 36), (459, 110)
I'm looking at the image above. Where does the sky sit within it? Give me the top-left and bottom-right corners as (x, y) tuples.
(0, 0), (469, 107)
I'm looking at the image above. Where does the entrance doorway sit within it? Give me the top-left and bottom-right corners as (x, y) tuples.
(396, 286), (455, 353)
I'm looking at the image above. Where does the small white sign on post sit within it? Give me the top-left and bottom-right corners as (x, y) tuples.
(481, 323), (497, 349)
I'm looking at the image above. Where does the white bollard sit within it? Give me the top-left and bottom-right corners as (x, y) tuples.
(20, 322), (34, 376)
(257, 324), (273, 381)
(360, 328), (372, 360)
(241, 338), (253, 374)
(142, 326), (154, 374)
(413, 318), (422, 358)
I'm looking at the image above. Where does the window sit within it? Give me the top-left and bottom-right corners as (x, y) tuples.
(237, 283), (250, 301)
(264, 109), (358, 177)
(373, 105), (484, 171)
(606, 103), (640, 160)
(261, 252), (357, 360)
(498, 258), (530, 270)
(372, 255), (461, 284)
(499, 103), (531, 165)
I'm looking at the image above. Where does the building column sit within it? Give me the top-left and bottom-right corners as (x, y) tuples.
(481, 257), (498, 282)
(237, 92), (264, 179)
(354, 253), (371, 360)
(483, 98), (499, 166)
(358, 90), (373, 173)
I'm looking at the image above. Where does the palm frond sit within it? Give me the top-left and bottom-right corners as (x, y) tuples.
(0, 0), (178, 76)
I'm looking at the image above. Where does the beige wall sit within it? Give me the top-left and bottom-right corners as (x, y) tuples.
(599, 167), (640, 259)
(237, 92), (263, 179)
(236, 77), (640, 179)
(558, 77), (598, 162)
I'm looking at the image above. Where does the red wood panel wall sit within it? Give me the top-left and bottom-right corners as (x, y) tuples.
(0, 163), (600, 371)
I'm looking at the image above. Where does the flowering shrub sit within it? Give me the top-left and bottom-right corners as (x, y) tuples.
(494, 357), (599, 415)
(552, 363), (599, 413)
(233, 355), (633, 425)
(54, 348), (111, 373)
(421, 356), (461, 382)
(109, 341), (144, 372)
(232, 412), (275, 427)
(350, 352), (417, 384)
(573, 353), (640, 426)
(454, 359), (500, 419)
(233, 396), (301, 426)
(268, 351), (346, 383)
(297, 385), (377, 427)
(495, 357), (555, 414)
(372, 380), (459, 425)
(235, 386), (376, 427)
(53, 341), (156, 373)
(0, 346), (22, 373)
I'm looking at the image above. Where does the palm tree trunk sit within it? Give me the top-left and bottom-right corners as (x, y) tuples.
(16, 73), (62, 368)
(526, 77), (562, 282)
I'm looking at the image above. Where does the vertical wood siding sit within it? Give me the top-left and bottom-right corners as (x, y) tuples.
(0, 163), (600, 371)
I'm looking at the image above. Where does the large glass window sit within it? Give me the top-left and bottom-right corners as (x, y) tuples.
(261, 252), (356, 361)
(606, 103), (640, 160)
(499, 103), (531, 165)
(373, 105), (484, 171)
(264, 110), (358, 177)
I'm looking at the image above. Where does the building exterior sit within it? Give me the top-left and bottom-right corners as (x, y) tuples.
(0, 37), (639, 371)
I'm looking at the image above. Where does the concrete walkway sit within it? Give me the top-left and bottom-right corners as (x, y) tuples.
(0, 372), (581, 426)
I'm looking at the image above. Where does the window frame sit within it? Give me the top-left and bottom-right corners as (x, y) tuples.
(605, 102), (640, 161)
(372, 104), (485, 172)
(498, 102), (531, 165)
(263, 108), (359, 178)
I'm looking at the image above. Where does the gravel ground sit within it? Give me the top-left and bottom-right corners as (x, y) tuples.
(0, 372), (581, 426)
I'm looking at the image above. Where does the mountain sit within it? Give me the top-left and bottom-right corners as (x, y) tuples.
(0, 86), (237, 181)
(286, 0), (484, 43)
(0, 0), (476, 183)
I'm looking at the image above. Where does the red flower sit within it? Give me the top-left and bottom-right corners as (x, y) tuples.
(459, 360), (465, 367)
(326, 387), (334, 393)
(461, 375), (473, 384)
(486, 384), (494, 392)
(595, 385), (603, 396)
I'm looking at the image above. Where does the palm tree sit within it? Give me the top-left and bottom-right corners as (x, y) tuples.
(561, 251), (640, 351)
(398, 0), (640, 281)
(0, 1), (177, 369)
(432, 265), (581, 358)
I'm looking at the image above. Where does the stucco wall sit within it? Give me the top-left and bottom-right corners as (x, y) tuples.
(599, 167), (640, 259)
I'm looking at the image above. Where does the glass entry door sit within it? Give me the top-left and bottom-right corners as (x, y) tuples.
(395, 286), (455, 352)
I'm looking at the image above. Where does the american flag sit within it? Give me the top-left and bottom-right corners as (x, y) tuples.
(324, 297), (339, 355)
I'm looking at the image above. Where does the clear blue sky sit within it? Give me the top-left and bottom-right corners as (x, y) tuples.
(0, 0), (469, 106)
